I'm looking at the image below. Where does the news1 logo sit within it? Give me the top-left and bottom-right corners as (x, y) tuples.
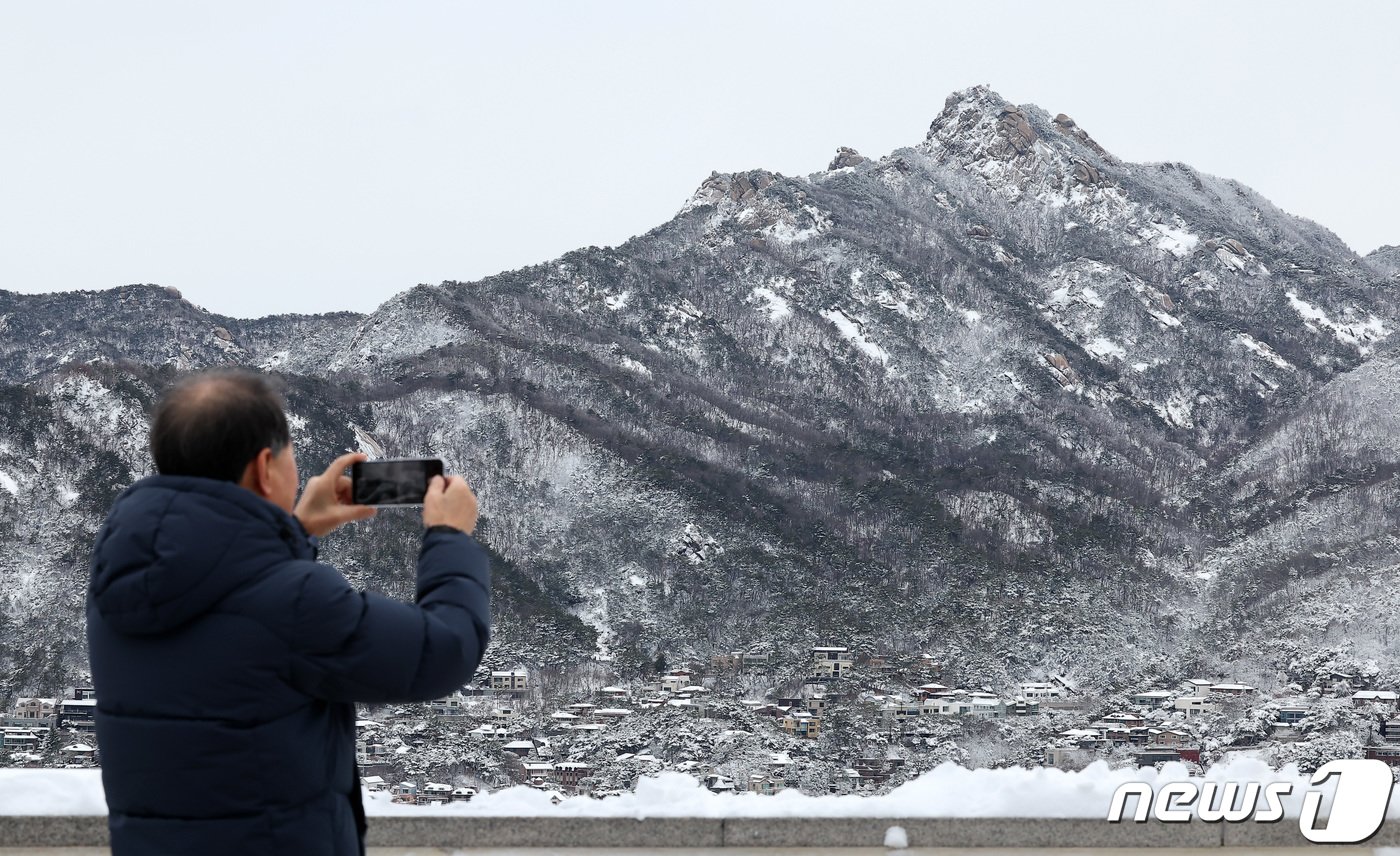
(1107, 760), (1394, 844)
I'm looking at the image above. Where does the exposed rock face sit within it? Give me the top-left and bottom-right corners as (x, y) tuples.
(695, 170), (777, 205)
(1053, 112), (1112, 159)
(2, 86), (1398, 708)
(997, 105), (1038, 156)
(828, 147), (867, 170)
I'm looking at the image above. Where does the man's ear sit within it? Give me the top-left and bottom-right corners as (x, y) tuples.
(240, 448), (275, 498)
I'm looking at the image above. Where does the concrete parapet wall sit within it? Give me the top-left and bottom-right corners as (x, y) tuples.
(1, 815), (1394, 848)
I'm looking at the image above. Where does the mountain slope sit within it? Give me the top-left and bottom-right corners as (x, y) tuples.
(2, 87), (1398, 702)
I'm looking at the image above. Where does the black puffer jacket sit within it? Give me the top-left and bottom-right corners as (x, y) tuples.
(87, 475), (491, 855)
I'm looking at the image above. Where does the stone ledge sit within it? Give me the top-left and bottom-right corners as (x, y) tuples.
(1, 815), (1389, 848)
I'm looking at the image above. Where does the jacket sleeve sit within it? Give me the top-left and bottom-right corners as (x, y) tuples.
(285, 528), (492, 703)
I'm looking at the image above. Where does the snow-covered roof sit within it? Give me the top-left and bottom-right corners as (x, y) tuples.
(550, 712), (579, 720)
(1132, 690), (1175, 698)
(361, 776), (386, 785)
(812, 646), (849, 652)
(1354, 690), (1399, 700)
(595, 708), (633, 716)
(1209, 683), (1255, 691)
(600, 686), (627, 693)
(503, 740), (536, 749)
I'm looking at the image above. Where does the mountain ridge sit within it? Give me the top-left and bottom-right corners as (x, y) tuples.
(1, 87), (1398, 712)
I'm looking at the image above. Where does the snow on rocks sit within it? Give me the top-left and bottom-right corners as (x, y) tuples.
(821, 308), (891, 366)
(1286, 291), (1391, 355)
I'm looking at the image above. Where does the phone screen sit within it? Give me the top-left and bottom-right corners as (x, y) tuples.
(351, 459), (444, 506)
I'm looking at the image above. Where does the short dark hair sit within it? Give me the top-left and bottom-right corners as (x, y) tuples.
(150, 369), (292, 482)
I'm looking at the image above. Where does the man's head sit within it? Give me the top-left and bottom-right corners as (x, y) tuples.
(150, 369), (298, 512)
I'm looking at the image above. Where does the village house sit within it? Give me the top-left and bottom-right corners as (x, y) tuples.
(1, 728), (41, 750)
(1130, 690), (1176, 708)
(490, 670), (529, 693)
(1093, 713), (1146, 730)
(812, 646), (854, 678)
(702, 773), (737, 794)
(566, 703), (597, 718)
(884, 702), (922, 726)
(711, 652), (742, 672)
(1017, 682), (1064, 700)
(548, 711), (579, 727)
(5, 698), (57, 729)
(1366, 745), (1400, 766)
(553, 761), (592, 789)
(1135, 747), (1182, 766)
(924, 692), (1008, 720)
(1180, 679), (1214, 694)
(741, 650), (771, 668)
(1208, 683), (1256, 697)
(1149, 729), (1192, 747)
(521, 762), (554, 785)
(429, 692), (470, 716)
(661, 673), (692, 694)
(419, 783), (453, 804)
(1271, 707), (1309, 742)
(360, 775), (389, 792)
(503, 739), (537, 757)
(599, 686), (630, 700)
(58, 698), (97, 732)
(782, 710), (821, 739)
(594, 707), (633, 720)
(391, 782), (418, 804)
(70, 687), (97, 701)
(1275, 706), (1310, 725)
(451, 787), (477, 802)
(845, 757), (904, 790)
(1380, 717), (1400, 743)
(914, 683), (952, 699)
(1353, 690), (1400, 707)
(1174, 696), (1218, 716)
(1009, 699), (1041, 716)
(749, 773), (784, 795)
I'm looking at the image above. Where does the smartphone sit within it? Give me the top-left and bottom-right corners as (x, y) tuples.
(351, 458), (445, 507)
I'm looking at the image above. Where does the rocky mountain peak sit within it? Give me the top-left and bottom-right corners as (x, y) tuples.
(686, 169), (781, 210)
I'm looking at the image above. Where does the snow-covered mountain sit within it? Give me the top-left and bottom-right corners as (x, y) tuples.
(2, 85), (1398, 705)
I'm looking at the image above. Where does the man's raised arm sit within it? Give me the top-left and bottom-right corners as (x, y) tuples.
(285, 469), (492, 703)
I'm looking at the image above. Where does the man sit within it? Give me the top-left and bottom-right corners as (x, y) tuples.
(87, 369), (491, 855)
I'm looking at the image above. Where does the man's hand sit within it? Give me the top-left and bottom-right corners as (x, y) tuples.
(294, 452), (377, 538)
(423, 474), (478, 535)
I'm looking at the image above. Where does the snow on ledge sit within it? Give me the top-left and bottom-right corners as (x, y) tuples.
(0, 758), (1379, 819)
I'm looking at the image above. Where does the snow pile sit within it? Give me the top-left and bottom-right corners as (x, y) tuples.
(0, 770), (108, 815)
(820, 309), (891, 366)
(0, 758), (1379, 819)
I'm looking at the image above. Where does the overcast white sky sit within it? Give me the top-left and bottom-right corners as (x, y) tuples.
(2, 1), (1397, 319)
